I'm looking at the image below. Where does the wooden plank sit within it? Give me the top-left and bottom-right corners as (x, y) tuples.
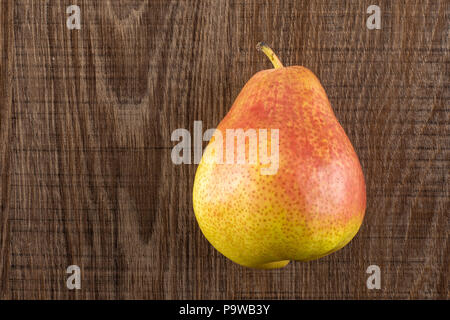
(0, 0), (448, 299)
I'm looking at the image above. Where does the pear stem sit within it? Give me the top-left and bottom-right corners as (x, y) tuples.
(256, 42), (283, 69)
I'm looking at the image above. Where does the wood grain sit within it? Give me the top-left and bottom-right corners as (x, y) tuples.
(0, 0), (448, 299)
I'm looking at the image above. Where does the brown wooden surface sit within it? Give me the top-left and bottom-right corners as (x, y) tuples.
(0, 0), (448, 299)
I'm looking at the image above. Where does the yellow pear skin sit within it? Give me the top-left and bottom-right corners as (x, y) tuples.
(193, 44), (366, 269)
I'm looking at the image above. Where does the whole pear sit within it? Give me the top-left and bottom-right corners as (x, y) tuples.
(193, 43), (366, 269)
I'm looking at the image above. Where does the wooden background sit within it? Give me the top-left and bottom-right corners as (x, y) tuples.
(0, 0), (448, 299)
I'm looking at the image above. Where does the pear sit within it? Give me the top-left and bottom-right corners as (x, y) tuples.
(193, 43), (366, 269)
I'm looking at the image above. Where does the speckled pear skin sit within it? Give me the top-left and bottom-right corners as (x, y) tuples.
(193, 66), (366, 269)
